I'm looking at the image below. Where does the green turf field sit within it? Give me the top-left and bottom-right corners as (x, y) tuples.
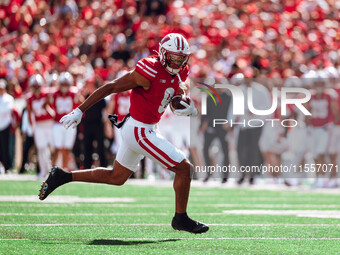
(0, 180), (339, 254)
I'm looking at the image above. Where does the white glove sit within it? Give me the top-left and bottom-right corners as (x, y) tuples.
(174, 97), (198, 117)
(60, 108), (83, 129)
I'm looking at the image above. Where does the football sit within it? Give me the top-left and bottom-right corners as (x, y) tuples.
(170, 95), (190, 112)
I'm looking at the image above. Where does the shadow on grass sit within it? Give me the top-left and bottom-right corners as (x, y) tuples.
(89, 239), (180, 246)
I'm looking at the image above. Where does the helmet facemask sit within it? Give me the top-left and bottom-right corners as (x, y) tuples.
(58, 72), (74, 93)
(60, 82), (70, 93)
(168, 52), (188, 70)
(29, 74), (44, 95)
(31, 83), (42, 96)
(160, 48), (189, 75)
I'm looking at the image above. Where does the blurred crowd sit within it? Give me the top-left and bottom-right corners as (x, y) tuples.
(1, 0), (340, 90)
(0, 0), (340, 187)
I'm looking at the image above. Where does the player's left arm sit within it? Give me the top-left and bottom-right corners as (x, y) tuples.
(304, 98), (312, 126)
(326, 88), (339, 124)
(26, 102), (34, 128)
(331, 96), (339, 124)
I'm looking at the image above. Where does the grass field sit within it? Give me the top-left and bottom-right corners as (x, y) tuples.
(0, 179), (340, 254)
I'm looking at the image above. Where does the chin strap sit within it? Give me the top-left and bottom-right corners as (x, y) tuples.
(166, 65), (180, 75)
(176, 73), (187, 90)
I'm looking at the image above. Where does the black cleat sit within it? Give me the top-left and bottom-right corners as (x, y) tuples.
(171, 216), (209, 234)
(39, 166), (71, 200)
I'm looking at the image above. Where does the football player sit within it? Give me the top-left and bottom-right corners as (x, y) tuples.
(259, 93), (288, 183)
(284, 77), (309, 186)
(0, 79), (14, 173)
(325, 67), (340, 188)
(307, 71), (338, 188)
(27, 74), (55, 179)
(50, 72), (81, 171)
(39, 33), (209, 234)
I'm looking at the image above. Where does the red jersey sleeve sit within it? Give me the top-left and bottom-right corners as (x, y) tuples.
(135, 57), (158, 81)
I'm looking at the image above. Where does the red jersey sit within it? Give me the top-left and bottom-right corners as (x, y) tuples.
(112, 91), (131, 122)
(27, 91), (53, 122)
(131, 56), (189, 124)
(334, 88), (340, 125)
(51, 87), (80, 122)
(309, 92), (333, 127)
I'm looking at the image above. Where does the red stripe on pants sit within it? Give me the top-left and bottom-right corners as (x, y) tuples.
(140, 128), (179, 166)
(134, 127), (171, 168)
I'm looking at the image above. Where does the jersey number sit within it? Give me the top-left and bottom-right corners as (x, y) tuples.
(158, 88), (175, 113)
(32, 99), (47, 117)
(56, 97), (73, 114)
(311, 100), (328, 118)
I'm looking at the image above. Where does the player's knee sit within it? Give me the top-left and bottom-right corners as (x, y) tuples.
(115, 178), (127, 186)
(107, 170), (128, 186)
(176, 159), (193, 179)
(108, 176), (127, 186)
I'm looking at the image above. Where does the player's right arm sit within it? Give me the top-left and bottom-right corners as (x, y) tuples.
(60, 71), (150, 129)
(26, 101), (34, 128)
(304, 98), (312, 126)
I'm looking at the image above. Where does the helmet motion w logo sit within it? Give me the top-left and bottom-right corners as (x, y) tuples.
(159, 33), (190, 75)
(175, 36), (185, 51)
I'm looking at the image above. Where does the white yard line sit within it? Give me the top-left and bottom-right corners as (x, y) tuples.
(2, 210), (340, 218)
(0, 223), (339, 227)
(1, 203), (339, 208)
(222, 210), (340, 219)
(0, 213), (170, 216)
(1, 177), (340, 194)
(1, 237), (340, 241)
(222, 210), (340, 215)
(0, 196), (135, 203)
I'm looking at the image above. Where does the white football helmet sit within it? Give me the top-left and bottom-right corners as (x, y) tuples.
(284, 76), (301, 87)
(29, 74), (44, 87)
(230, 73), (245, 85)
(158, 33), (190, 75)
(301, 70), (317, 88)
(325, 66), (339, 79)
(29, 74), (44, 95)
(58, 72), (74, 85)
(0, 79), (7, 89)
(58, 72), (73, 93)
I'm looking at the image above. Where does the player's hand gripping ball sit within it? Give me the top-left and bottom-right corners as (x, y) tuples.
(170, 95), (189, 111)
(170, 95), (198, 116)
